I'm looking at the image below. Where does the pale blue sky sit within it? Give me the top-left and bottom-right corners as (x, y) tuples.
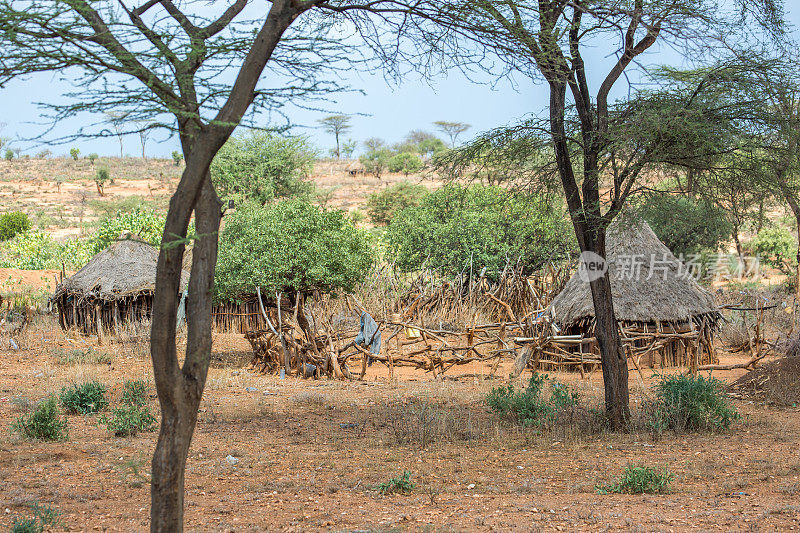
(1, 4), (798, 158)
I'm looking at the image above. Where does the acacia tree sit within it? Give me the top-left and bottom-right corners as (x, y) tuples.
(0, 1), (413, 529)
(318, 114), (351, 158)
(433, 120), (470, 147)
(416, 0), (783, 428)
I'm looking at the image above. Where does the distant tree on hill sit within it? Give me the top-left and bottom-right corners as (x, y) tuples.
(433, 121), (471, 147)
(318, 115), (351, 159)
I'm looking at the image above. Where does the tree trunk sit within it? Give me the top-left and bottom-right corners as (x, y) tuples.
(150, 158), (221, 532)
(732, 226), (745, 276)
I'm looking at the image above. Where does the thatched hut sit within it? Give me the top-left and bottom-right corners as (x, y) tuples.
(538, 217), (720, 370)
(53, 238), (188, 335)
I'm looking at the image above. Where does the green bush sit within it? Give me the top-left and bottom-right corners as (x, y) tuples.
(747, 227), (797, 274)
(88, 153), (99, 165)
(69, 147), (80, 161)
(376, 471), (415, 495)
(100, 405), (156, 436)
(388, 152), (424, 176)
(11, 396), (69, 441)
(92, 207), (165, 253)
(359, 148), (392, 178)
(5, 148), (14, 161)
(387, 184), (574, 280)
(0, 211), (31, 241)
(648, 374), (739, 433)
(215, 200), (374, 300)
(171, 150), (183, 166)
(636, 194), (732, 257)
(0, 230), (93, 270)
(597, 465), (674, 494)
(121, 379), (148, 407)
(52, 347), (113, 366)
(366, 181), (429, 225)
(211, 131), (315, 206)
(59, 381), (109, 414)
(486, 373), (578, 428)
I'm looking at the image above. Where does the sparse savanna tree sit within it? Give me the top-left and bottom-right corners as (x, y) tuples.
(0, 1), (429, 529)
(433, 120), (470, 147)
(318, 114), (351, 158)
(414, 0), (785, 429)
(105, 111), (130, 158)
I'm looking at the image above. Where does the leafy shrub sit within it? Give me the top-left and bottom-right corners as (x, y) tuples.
(0, 230), (93, 270)
(366, 181), (429, 225)
(100, 405), (156, 436)
(69, 147), (80, 161)
(636, 194), (732, 257)
(121, 379), (148, 407)
(171, 150), (183, 166)
(211, 131), (316, 206)
(5, 148), (14, 161)
(11, 396), (69, 441)
(9, 503), (61, 533)
(359, 147), (392, 178)
(647, 374), (739, 433)
(92, 207), (165, 253)
(94, 167), (110, 195)
(59, 381), (109, 414)
(747, 227), (797, 275)
(376, 471), (415, 495)
(215, 200), (374, 300)
(596, 465), (674, 494)
(0, 211), (31, 241)
(387, 184), (575, 280)
(486, 373), (578, 428)
(88, 153), (99, 165)
(388, 152), (424, 176)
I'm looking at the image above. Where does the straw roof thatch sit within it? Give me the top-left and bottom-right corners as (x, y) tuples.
(548, 216), (718, 326)
(56, 238), (188, 300)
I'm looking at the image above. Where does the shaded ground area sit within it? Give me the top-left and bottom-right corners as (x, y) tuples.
(730, 355), (800, 406)
(0, 316), (799, 532)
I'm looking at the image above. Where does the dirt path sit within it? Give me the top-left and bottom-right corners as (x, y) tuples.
(0, 318), (799, 532)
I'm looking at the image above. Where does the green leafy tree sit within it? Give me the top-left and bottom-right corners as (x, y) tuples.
(88, 153), (99, 165)
(341, 139), (357, 159)
(360, 147), (392, 179)
(747, 227), (798, 278)
(210, 131), (316, 206)
(4, 148), (13, 161)
(171, 151), (183, 167)
(92, 208), (166, 253)
(0, 211), (31, 241)
(317, 114), (351, 158)
(366, 181), (429, 225)
(95, 167), (110, 196)
(388, 152), (424, 176)
(636, 194), (733, 258)
(433, 120), (470, 147)
(387, 184), (574, 279)
(215, 200), (374, 300)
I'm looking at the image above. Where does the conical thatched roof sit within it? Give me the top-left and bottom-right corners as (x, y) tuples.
(547, 216), (718, 326)
(56, 238), (189, 300)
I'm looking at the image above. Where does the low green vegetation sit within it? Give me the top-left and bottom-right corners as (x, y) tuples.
(485, 373), (578, 428)
(388, 152), (424, 176)
(69, 147), (80, 161)
(121, 379), (148, 407)
(376, 471), (415, 495)
(59, 381), (109, 414)
(92, 207), (165, 253)
(8, 503), (61, 533)
(596, 465), (674, 494)
(0, 211), (31, 241)
(0, 229), (92, 270)
(647, 374), (739, 433)
(388, 184), (574, 280)
(214, 200), (374, 300)
(100, 405), (156, 437)
(171, 150), (183, 166)
(747, 226), (798, 277)
(11, 396), (69, 441)
(365, 181), (429, 225)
